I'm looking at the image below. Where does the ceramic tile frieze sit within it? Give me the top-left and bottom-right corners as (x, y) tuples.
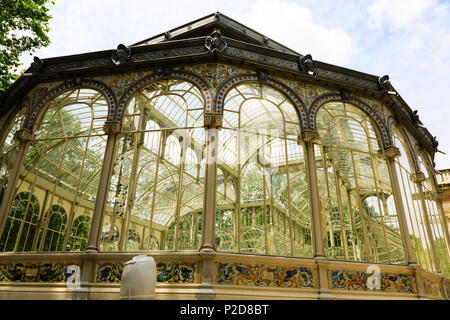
(330, 270), (416, 294)
(421, 278), (442, 298)
(0, 262), (79, 283)
(96, 261), (198, 284)
(215, 262), (314, 288)
(92, 71), (153, 98)
(275, 77), (333, 108)
(186, 63), (251, 89)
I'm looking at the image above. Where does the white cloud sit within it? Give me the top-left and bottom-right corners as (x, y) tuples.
(241, 0), (357, 66)
(367, 0), (434, 29)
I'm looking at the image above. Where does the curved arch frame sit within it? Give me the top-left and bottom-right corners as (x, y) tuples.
(309, 94), (391, 147)
(215, 75), (308, 130)
(116, 71), (212, 123)
(390, 121), (420, 173)
(25, 80), (117, 132)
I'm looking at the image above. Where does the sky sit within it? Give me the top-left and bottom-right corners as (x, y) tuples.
(18, 0), (450, 169)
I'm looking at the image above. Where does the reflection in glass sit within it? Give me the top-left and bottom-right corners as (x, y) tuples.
(216, 82), (312, 257)
(0, 88), (108, 252)
(315, 102), (406, 263)
(101, 79), (205, 251)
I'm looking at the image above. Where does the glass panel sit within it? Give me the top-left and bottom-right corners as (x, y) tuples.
(0, 108), (26, 204)
(216, 82), (311, 257)
(316, 102), (406, 263)
(0, 89), (108, 252)
(418, 154), (450, 276)
(392, 126), (436, 272)
(101, 79), (205, 251)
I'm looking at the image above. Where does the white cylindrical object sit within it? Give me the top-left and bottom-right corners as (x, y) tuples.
(120, 255), (157, 300)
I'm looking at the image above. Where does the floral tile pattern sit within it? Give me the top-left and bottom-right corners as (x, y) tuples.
(0, 263), (79, 283)
(215, 262), (314, 288)
(330, 270), (416, 294)
(96, 262), (198, 284)
(422, 279), (442, 297)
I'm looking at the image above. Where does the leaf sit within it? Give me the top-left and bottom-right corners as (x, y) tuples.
(0, 0), (53, 92)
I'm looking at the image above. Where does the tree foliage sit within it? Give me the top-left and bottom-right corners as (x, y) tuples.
(0, 0), (54, 93)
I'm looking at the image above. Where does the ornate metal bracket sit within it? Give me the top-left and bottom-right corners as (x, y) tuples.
(257, 71), (268, 82)
(103, 121), (122, 134)
(14, 128), (34, 142)
(205, 31), (227, 55)
(410, 172), (426, 183)
(204, 113), (222, 128)
(298, 54), (317, 76)
(339, 89), (350, 100)
(377, 75), (394, 92)
(111, 44), (131, 67)
(161, 65), (174, 77)
(384, 145), (401, 159)
(431, 136), (439, 151)
(411, 110), (421, 124)
(30, 56), (44, 75)
(300, 129), (320, 143)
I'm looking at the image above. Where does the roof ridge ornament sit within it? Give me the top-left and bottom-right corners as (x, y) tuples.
(257, 71), (268, 82)
(30, 56), (44, 75)
(377, 75), (396, 94)
(411, 110), (421, 124)
(205, 29), (227, 55)
(111, 44), (131, 67)
(298, 54), (317, 76)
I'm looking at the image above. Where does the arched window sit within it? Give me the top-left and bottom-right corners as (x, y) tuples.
(67, 215), (91, 251)
(126, 229), (140, 250)
(0, 192), (39, 252)
(418, 153), (450, 276)
(41, 204), (67, 251)
(392, 126), (436, 272)
(315, 101), (406, 264)
(0, 88), (109, 252)
(100, 222), (119, 251)
(102, 79), (205, 251)
(216, 82), (311, 257)
(0, 107), (26, 203)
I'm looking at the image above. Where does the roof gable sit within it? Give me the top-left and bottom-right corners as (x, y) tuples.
(131, 12), (301, 56)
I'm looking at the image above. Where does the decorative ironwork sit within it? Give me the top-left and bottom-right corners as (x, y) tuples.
(300, 129), (320, 143)
(103, 121), (122, 134)
(339, 88), (350, 100)
(298, 54), (317, 76)
(411, 110), (421, 124)
(111, 44), (131, 67)
(410, 172), (426, 183)
(224, 46), (299, 71)
(205, 31), (227, 55)
(30, 56), (44, 74)
(377, 75), (394, 92)
(204, 113), (222, 128)
(257, 70), (268, 82)
(13, 128), (34, 142)
(384, 146), (401, 159)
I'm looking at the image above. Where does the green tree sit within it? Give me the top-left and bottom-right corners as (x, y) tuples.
(0, 0), (54, 93)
